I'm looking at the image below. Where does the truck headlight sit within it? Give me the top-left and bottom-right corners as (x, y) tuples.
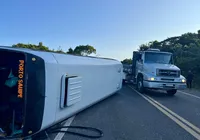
(148, 77), (156, 81)
(181, 79), (186, 83)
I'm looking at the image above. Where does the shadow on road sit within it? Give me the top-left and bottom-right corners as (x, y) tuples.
(144, 89), (174, 98)
(123, 84), (176, 99)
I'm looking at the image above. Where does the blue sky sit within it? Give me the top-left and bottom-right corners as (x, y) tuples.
(0, 0), (200, 60)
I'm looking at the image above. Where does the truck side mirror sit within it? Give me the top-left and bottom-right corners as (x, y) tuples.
(139, 59), (143, 64)
(138, 54), (143, 63)
(139, 54), (142, 60)
(136, 54), (142, 60)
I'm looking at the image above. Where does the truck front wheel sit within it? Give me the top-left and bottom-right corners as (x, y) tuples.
(137, 76), (145, 93)
(167, 89), (177, 96)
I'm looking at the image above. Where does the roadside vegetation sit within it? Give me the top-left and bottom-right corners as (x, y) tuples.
(12, 42), (96, 56)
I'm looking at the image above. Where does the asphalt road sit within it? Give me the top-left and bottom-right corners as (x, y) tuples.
(46, 85), (200, 140)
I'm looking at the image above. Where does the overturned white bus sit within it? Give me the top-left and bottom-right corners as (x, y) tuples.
(0, 46), (123, 139)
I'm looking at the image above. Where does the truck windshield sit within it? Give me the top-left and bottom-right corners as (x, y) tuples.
(144, 52), (173, 64)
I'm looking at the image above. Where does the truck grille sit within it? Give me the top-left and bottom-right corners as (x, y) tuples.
(157, 69), (180, 77)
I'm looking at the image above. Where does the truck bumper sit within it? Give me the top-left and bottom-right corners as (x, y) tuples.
(143, 80), (187, 90)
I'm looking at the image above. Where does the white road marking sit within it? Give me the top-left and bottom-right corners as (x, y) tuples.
(54, 116), (75, 140)
(178, 90), (200, 100)
(128, 86), (200, 139)
(146, 95), (200, 134)
(140, 87), (200, 135)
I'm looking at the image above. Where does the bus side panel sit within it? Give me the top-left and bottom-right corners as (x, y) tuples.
(40, 54), (122, 129)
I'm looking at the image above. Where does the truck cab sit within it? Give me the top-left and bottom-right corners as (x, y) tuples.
(133, 48), (187, 95)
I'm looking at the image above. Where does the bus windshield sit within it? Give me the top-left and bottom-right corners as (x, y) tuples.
(0, 50), (25, 136)
(144, 52), (173, 64)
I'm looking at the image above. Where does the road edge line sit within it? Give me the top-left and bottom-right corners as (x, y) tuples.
(178, 90), (200, 100)
(128, 86), (200, 139)
(146, 94), (200, 134)
(132, 86), (200, 135)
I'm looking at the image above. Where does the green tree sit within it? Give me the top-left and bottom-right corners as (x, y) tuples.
(37, 42), (49, 51)
(67, 48), (74, 54)
(149, 40), (160, 49)
(73, 45), (96, 56)
(121, 58), (132, 64)
(12, 42), (49, 51)
(12, 43), (97, 56)
(198, 30), (200, 39)
(139, 44), (149, 51)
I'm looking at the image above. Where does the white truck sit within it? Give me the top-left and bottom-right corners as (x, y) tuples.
(124, 48), (187, 95)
